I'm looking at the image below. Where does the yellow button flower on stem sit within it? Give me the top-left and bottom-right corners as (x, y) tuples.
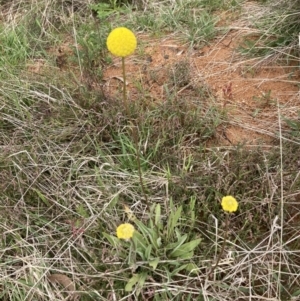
(221, 195), (238, 213)
(106, 27), (137, 113)
(116, 223), (135, 240)
(107, 27), (137, 57)
(208, 195), (239, 277)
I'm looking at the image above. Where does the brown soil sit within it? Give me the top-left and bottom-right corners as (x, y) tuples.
(103, 3), (300, 146)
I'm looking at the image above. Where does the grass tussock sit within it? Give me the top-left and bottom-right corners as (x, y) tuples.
(240, 0), (300, 63)
(0, 0), (300, 300)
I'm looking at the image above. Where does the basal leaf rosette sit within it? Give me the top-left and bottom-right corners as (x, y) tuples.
(221, 195), (238, 213)
(106, 27), (137, 57)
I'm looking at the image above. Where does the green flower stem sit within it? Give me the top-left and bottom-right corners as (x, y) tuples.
(128, 238), (136, 267)
(122, 57), (129, 114)
(208, 213), (229, 278)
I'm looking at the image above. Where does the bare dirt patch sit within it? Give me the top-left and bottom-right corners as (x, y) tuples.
(103, 3), (299, 145)
(193, 29), (299, 145)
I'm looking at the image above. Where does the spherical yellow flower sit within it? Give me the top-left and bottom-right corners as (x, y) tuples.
(106, 27), (137, 57)
(116, 223), (135, 240)
(221, 196), (238, 213)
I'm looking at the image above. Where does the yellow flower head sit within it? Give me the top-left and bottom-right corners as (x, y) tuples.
(106, 27), (137, 57)
(221, 196), (238, 213)
(116, 223), (135, 240)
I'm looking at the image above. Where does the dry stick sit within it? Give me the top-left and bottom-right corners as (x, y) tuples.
(277, 98), (284, 297)
(207, 213), (229, 278)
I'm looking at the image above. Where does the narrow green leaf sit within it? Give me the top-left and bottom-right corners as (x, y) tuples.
(189, 196), (196, 227)
(165, 234), (187, 251)
(132, 231), (148, 260)
(155, 204), (161, 227)
(170, 264), (190, 276)
(167, 205), (182, 240)
(33, 189), (50, 206)
(144, 245), (152, 260)
(134, 219), (158, 250)
(292, 289), (300, 297)
(169, 238), (201, 258)
(102, 232), (120, 248)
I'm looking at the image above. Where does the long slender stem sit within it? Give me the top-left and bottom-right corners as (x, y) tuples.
(122, 57), (129, 114)
(208, 213), (229, 278)
(277, 98), (284, 297)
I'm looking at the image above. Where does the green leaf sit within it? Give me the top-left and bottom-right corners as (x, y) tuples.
(33, 189), (50, 206)
(167, 204), (182, 240)
(144, 245), (152, 260)
(189, 196), (196, 227)
(170, 263), (190, 276)
(284, 117), (300, 130)
(134, 220), (151, 240)
(185, 262), (199, 274)
(132, 231), (148, 260)
(176, 251), (194, 260)
(175, 228), (183, 240)
(292, 288), (300, 297)
(136, 272), (148, 296)
(134, 219), (159, 250)
(155, 203), (161, 228)
(149, 258), (160, 270)
(76, 203), (89, 218)
(102, 232), (120, 248)
(165, 234), (188, 251)
(125, 274), (139, 292)
(169, 238), (201, 259)
(107, 194), (119, 208)
(125, 272), (148, 295)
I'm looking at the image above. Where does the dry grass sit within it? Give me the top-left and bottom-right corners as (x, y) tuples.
(0, 0), (299, 300)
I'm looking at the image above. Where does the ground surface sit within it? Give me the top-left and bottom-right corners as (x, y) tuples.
(1, 1), (300, 300)
(103, 1), (299, 145)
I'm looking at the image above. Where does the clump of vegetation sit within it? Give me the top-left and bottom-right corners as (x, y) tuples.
(241, 0), (300, 61)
